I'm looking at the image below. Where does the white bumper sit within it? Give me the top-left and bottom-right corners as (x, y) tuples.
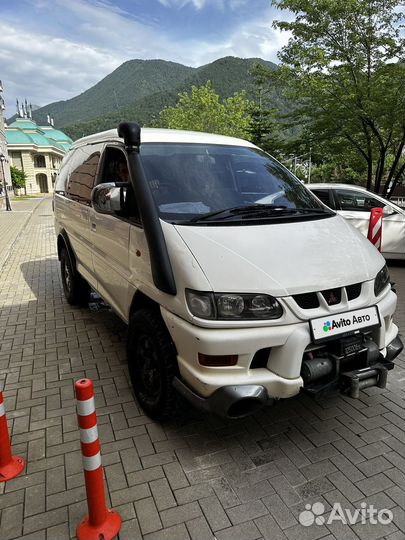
(161, 288), (398, 399)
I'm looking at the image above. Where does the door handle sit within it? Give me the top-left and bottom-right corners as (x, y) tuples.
(91, 222), (96, 231)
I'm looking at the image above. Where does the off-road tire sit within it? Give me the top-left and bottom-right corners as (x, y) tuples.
(127, 308), (181, 419)
(60, 247), (91, 307)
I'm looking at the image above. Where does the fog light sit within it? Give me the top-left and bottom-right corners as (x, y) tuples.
(198, 353), (238, 366)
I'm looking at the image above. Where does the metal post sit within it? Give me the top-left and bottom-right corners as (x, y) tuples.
(308, 146), (312, 184)
(0, 154), (11, 211)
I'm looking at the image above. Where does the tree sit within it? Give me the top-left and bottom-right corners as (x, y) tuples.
(249, 63), (281, 155)
(270, 0), (405, 195)
(157, 81), (254, 140)
(10, 166), (27, 193)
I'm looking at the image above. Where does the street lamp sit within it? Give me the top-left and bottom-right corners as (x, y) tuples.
(0, 153), (12, 211)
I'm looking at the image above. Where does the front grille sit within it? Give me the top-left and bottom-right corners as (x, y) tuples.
(321, 288), (341, 306)
(346, 283), (362, 300)
(293, 293), (319, 309)
(293, 282), (363, 310)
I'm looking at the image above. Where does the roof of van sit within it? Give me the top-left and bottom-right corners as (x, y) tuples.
(72, 127), (257, 149)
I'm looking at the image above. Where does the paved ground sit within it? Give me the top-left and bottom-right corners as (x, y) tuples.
(0, 198), (44, 271)
(0, 198), (404, 540)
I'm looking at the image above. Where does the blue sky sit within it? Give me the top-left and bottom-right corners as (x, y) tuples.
(0, 0), (290, 113)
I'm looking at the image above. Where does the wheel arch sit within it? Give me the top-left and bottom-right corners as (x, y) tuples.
(129, 290), (160, 319)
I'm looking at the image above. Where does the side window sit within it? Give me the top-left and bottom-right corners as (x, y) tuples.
(335, 189), (384, 212)
(54, 151), (73, 193)
(311, 189), (334, 208)
(98, 146), (140, 222)
(66, 147), (101, 206)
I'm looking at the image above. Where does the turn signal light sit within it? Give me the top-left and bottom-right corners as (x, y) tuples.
(198, 354), (238, 367)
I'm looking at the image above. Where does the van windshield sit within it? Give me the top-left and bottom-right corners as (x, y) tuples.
(140, 143), (332, 224)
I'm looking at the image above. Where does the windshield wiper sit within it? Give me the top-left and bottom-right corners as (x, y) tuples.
(189, 204), (332, 222)
(189, 204), (290, 222)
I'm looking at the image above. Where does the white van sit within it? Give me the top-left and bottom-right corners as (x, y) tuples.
(54, 122), (403, 419)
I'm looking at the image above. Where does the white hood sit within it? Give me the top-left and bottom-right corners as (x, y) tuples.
(174, 215), (385, 296)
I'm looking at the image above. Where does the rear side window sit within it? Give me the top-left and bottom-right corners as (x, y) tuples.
(335, 189), (384, 212)
(66, 147), (101, 205)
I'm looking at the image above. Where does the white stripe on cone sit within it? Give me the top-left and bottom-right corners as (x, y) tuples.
(77, 397), (95, 417)
(0, 402), (5, 417)
(82, 452), (102, 471)
(80, 425), (99, 444)
(372, 219), (382, 240)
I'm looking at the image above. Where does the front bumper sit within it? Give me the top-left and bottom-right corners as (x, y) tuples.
(161, 289), (399, 404)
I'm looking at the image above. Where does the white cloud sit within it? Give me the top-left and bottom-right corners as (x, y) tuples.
(0, 22), (122, 112)
(0, 0), (289, 113)
(157, 0), (249, 10)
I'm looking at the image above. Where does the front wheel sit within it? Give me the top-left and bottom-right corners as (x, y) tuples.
(60, 247), (90, 306)
(127, 309), (181, 419)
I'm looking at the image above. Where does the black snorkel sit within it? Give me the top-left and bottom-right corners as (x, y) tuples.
(118, 122), (176, 295)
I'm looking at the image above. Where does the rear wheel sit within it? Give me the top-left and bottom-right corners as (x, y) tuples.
(127, 308), (181, 419)
(60, 247), (90, 306)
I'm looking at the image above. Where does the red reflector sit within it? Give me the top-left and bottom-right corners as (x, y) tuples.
(198, 353), (238, 367)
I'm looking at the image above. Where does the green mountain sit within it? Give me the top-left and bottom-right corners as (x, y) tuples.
(18, 57), (279, 139)
(14, 59), (194, 127)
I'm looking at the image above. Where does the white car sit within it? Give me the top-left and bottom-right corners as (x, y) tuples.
(53, 125), (402, 419)
(308, 183), (405, 260)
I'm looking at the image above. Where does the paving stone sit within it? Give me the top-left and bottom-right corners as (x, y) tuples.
(110, 483), (151, 506)
(23, 507), (68, 535)
(143, 523), (190, 540)
(186, 515), (214, 540)
(254, 514), (288, 540)
(262, 493), (298, 529)
(134, 496), (162, 534)
(164, 461), (190, 490)
(150, 478), (177, 511)
(268, 475), (301, 506)
(328, 471), (364, 502)
(160, 501), (203, 528)
(226, 500), (268, 525)
(0, 503), (24, 539)
(24, 483), (46, 517)
(127, 465), (165, 486)
(175, 482), (214, 505)
(357, 455), (394, 477)
(356, 472), (395, 497)
(199, 495), (232, 531)
(214, 520), (262, 540)
(119, 518), (143, 540)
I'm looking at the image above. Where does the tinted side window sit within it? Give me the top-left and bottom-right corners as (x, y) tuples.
(98, 146), (140, 222)
(335, 189), (384, 212)
(54, 151), (73, 193)
(66, 149), (101, 205)
(311, 189), (334, 208)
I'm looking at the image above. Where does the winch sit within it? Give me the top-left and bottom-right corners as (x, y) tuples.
(301, 333), (398, 398)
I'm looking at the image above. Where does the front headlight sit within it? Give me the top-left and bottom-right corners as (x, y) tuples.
(186, 290), (283, 320)
(374, 265), (390, 297)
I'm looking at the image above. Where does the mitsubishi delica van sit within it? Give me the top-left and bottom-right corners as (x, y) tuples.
(54, 122), (403, 420)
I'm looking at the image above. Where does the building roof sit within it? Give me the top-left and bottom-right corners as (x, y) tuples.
(6, 118), (72, 153)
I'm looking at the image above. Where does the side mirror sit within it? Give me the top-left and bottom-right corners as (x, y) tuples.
(92, 183), (126, 215)
(383, 205), (395, 216)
